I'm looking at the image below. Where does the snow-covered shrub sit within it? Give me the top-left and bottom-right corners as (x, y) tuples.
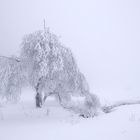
(0, 56), (26, 101)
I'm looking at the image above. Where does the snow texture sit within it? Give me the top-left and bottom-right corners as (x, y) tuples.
(0, 90), (140, 140)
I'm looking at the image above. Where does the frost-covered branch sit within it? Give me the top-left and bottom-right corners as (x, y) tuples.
(102, 100), (140, 113)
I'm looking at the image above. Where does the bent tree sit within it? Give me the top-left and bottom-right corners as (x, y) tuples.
(0, 27), (140, 118)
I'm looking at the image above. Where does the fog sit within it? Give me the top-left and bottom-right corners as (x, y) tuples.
(0, 0), (140, 99)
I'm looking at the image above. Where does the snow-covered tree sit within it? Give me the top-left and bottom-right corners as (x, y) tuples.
(0, 56), (26, 102)
(1, 26), (139, 118)
(20, 28), (100, 116)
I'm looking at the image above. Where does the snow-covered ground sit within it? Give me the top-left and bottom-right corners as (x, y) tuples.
(0, 88), (140, 140)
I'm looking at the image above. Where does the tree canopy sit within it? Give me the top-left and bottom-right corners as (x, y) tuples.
(0, 28), (89, 101)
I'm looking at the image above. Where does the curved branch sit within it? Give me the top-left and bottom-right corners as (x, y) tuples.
(102, 100), (140, 113)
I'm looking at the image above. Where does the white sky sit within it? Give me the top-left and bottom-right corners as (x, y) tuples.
(0, 0), (140, 96)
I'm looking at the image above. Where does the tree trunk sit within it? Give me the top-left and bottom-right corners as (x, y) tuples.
(35, 77), (43, 108)
(35, 92), (42, 108)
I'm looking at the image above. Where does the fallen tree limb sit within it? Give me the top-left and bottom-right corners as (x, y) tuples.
(102, 100), (140, 113)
